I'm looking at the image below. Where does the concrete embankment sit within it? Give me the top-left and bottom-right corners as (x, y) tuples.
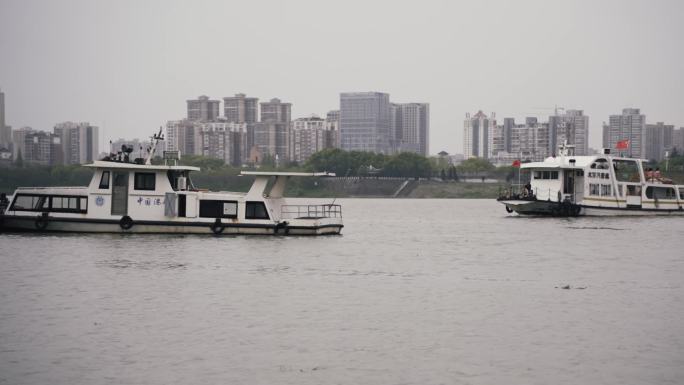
(308, 177), (505, 198)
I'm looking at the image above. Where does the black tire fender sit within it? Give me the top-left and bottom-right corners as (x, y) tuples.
(505, 206), (513, 213)
(119, 215), (134, 230)
(211, 219), (225, 234)
(35, 213), (49, 230)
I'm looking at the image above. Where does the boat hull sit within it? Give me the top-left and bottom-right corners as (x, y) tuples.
(499, 199), (684, 217)
(0, 215), (343, 236)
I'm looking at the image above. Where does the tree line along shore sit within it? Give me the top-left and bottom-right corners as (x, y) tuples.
(2, 148), (683, 198)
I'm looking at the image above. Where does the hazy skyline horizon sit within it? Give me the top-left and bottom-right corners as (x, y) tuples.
(1, 0), (682, 155)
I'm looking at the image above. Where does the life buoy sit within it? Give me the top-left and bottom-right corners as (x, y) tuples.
(210, 219), (225, 234)
(35, 213), (49, 230)
(274, 221), (289, 235)
(119, 216), (134, 230)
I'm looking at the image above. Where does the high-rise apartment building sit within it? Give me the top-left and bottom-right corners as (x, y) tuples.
(340, 92), (391, 154)
(289, 115), (340, 163)
(252, 122), (289, 164)
(549, 109), (589, 155)
(260, 98), (292, 123)
(645, 122), (674, 161)
(673, 128), (684, 153)
(223, 93), (258, 123)
(0, 89), (11, 149)
(390, 103), (430, 156)
(463, 110), (496, 159)
(489, 118), (550, 165)
(502, 117), (516, 153)
(23, 131), (63, 165)
(165, 120), (200, 156)
(53, 122), (99, 165)
(325, 110), (341, 149)
(197, 122), (248, 166)
(11, 126), (34, 160)
(603, 108), (646, 158)
(187, 95), (220, 122)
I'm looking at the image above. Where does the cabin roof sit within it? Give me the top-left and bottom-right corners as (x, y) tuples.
(240, 171), (336, 177)
(83, 160), (200, 172)
(522, 156), (591, 169)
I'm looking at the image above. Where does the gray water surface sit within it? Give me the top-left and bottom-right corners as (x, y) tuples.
(1, 199), (683, 385)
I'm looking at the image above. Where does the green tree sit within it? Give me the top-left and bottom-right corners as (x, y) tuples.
(456, 158), (495, 175)
(180, 155), (226, 171)
(382, 152), (432, 178)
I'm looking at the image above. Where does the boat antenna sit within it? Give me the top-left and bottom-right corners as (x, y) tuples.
(145, 126), (165, 165)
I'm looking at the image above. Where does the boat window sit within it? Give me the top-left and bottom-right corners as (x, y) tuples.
(646, 186), (676, 200)
(99, 171), (110, 189)
(134, 172), (156, 191)
(626, 185), (641, 196)
(10, 195), (45, 211)
(245, 201), (269, 220)
(199, 200), (238, 218)
(591, 159), (609, 169)
(50, 196), (87, 212)
(680, 188), (684, 199)
(612, 159), (640, 182)
(534, 170), (558, 180)
(600, 184), (612, 197)
(589, 183), (600, 195)
(10, 194), (87, 213)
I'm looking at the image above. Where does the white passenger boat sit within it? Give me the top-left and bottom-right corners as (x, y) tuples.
(0, 132), (343, 235)
(498, 145), (684, 216)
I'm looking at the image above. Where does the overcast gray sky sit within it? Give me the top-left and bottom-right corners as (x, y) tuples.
(1, 0), (682, 154)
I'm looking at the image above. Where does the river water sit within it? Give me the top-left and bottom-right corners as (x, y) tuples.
(1, 199), (683, 385)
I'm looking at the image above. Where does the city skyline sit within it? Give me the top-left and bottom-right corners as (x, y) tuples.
(1, 0), (682, 155)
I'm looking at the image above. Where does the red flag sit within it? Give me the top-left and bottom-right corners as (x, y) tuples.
(616, 139), (629, 150)
(512, 159), (521, 168)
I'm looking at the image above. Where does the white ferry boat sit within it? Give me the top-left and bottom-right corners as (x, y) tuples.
(0, 132), (343, 235)
(498, 145), (684, 216)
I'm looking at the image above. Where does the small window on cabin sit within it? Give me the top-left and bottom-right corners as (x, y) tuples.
(245, 201), (269, 220)
(199, 200), (238, 218)
(601, 185), (612, 197)
(627, 185), (641, 196)
(646, 187), (676, 200)
(11, 195), (42, 211)
(613, 159), (639, 182)
(589, 184), (600, 195)
(592, 159), (608, 169)
(134, 173), (156, 190)
(550, 171), (558, 179)
(542, 171), (550, 179)
(99, 171), (110, 189)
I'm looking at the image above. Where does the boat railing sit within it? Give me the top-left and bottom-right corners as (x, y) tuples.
(498, 184), (537, 201)
(281, 204), (342, 219)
